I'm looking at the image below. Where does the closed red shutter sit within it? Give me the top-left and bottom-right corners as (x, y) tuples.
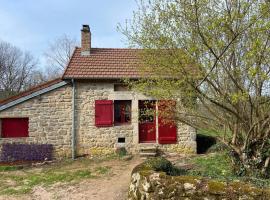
(95, 100), (113, 127)
(1, 118), (29, 138)
(158, 100), (177, 144)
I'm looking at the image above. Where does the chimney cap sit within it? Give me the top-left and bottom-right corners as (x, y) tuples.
(81, 24), (90, 32)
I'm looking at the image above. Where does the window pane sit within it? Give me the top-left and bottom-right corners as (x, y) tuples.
(139, 100), (155, 123)
(114, 103), (122, 123)
(114, 100), (131, 124)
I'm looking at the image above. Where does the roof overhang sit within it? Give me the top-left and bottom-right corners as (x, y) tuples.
(0, 81), (69, 112)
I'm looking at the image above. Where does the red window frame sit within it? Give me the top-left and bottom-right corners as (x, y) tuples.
(1, 118), (29, 138)
(114, 100), (132, 125)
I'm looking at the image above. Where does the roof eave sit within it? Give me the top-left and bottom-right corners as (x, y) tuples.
(0, 81), (69, 112)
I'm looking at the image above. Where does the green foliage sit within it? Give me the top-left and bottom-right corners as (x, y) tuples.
(0, 166), (21, 172)
(206, 142), (229, 153)
(138, 157), (187, 176)
(120, 0), (270, 175)
(188, 152), (270, 187)
(115, 147), (128, 157)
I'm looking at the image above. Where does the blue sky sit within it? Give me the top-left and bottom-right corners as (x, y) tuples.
(0, 0), (137, 66)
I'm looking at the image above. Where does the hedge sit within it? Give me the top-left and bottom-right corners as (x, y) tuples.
(0, 143), (53, 162)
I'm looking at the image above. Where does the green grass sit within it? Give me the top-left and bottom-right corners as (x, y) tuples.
(187, 152), (270, 188)
(0, 166), (21, 172)
(0, 169), (94, 195)
(198, 129), (233, 139)
(188, 152), (234, 179)
(95, 166), (111, 174)
(0, 155), (118, 196)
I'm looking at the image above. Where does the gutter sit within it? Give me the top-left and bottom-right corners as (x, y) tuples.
(71, 79), (76, 159)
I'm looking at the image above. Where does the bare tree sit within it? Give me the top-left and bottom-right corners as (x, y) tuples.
(0, 40), (38, 96)
(44, 34), (78, 75)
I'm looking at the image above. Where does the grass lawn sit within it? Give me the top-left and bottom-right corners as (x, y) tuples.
(0, 155), (118, 196)
(187, 151), (270, 188)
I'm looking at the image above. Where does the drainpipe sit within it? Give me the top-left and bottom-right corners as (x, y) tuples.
(71, 79), (76, 160)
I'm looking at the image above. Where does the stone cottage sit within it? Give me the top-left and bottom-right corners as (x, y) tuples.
(0, 25), (196, 159)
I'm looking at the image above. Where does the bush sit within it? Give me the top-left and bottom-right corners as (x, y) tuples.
(115, 147), (127, 157)
(207, 142), (229, 153)
(134, 157), (187, 176)
(0, 143), (53, 162)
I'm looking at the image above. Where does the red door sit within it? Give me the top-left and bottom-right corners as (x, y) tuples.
(158, 100), (177, 144)
(139, 100), (156, 143)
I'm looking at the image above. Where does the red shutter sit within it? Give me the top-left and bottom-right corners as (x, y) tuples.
(95, 100), (113, 127)
(158, 100), (177, 144)
(1, 118), (29, 138)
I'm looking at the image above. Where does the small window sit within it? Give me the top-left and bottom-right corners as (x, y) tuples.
(118, 137), (125, 143)
(114, 100), (131, 125)
(1, 118), (29, 138)
(114, 84), (129, 91)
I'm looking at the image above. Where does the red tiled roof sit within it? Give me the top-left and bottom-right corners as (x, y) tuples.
(62, 47), (142, 79)
(0, 78), (64, 106)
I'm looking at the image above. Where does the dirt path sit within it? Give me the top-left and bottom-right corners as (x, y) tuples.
(0, 156), (142, 200)
(45, 157), (142, 200)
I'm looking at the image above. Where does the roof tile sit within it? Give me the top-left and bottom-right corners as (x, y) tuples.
(62, 48), (142, 79)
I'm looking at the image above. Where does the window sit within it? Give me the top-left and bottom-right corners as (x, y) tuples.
(114, 100), (131, 125)
(95, 100), (131, 127)
(1, 118), (29, 138)
(139, 100), (156, 123)
(118, 137), (125, 143)
(114, 84), (129, 91)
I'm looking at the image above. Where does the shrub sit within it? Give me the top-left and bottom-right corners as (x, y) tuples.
(207, 142), (229, 153)
(133, 157), (187, 176)
(0, 143), (53, 162)
(115, 147), (127, 157)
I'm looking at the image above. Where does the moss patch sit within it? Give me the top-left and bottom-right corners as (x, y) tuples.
(133, 157), (187, 176)
(208, 180), (227, 194)
(129, 156), (270, 200)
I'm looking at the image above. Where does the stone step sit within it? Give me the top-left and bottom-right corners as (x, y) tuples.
(139, 152), (157, 157)
(139, 145), (158, 157)
(139, 147), (157, 151)
(138, 144), (157, 149)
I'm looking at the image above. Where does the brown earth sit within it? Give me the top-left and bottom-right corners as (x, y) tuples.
(0, 156), (143, 200)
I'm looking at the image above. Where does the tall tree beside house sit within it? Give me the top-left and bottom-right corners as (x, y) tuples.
(44, 34), (78, 77)
(0, 40), (40, 99)
(121, 0), (270, 176)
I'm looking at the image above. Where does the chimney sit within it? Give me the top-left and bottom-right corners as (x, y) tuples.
(81, 24), (91, 55)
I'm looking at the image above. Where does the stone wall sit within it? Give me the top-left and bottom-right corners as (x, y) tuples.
(0, 84), (73, 158)
(75, 81), (196, 156)
(75, 81), (137, 155)
(129, 168), (270, 200)
(0, 80), (197, 159)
